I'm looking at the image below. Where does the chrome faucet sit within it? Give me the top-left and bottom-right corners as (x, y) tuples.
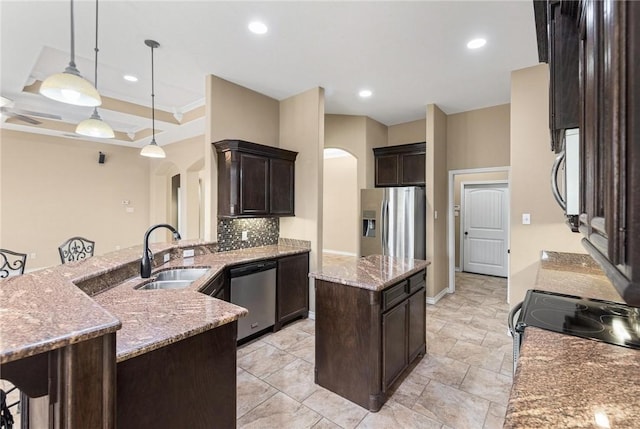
(140, 223), (181, 278)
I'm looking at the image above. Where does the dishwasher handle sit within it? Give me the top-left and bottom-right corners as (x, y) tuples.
(229, 260), (277, 278)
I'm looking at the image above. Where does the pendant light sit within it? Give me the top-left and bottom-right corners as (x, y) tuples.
(40, 0), (102, 107)
(76, 0), (114, 138)
(140, 39), (166, 158)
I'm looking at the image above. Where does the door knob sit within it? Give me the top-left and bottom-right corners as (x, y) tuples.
(464, 231), (468, 236)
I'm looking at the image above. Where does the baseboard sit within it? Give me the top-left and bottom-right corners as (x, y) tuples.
(307, 311), (316, 320)
(426, 287), (449, 305)
(322, 249), (358, 257)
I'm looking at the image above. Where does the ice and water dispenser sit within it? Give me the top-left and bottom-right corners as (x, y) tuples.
(362, 210), (376, 237)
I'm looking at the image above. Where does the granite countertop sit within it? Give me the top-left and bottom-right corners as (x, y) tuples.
(0, 241), (310, 364)
(309, 254), (430, 291)
(505, 251), (640, 428)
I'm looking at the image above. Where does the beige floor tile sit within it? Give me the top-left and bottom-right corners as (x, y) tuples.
(500, 351), (514, 378)
(288, 334), (316, 364)
(265, 358), (320, 402)
(426, 331), (457, 357)
(429, 306), (474, 323)
(413, 380), (490, 429)
(237, 338), (268, 359)
(356, 399), (442, 429)
(312, 417), (343, 428)
(238, 343), (298, 378)
(412, 355), (470, 387)
(426, 315), (447, 332)
(458, 304), (498, 319)
(460, 367), (512, 405)
(263, 326), (313, 351)
(237, 391), (322, 429)
(388, 368), (430, 409)
(303, 388), (368, 429)
(291, 318), (317, 335)
(482, 330), (512, 348)
(483, 402), (508, 429)
(237, 369), (278, 418)
(437, 320), (488, 345)
(446, 340), (505, 372)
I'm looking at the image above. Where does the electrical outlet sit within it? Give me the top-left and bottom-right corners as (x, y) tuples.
(241, 231), (248, 241)
(522, 213), (531, 225)
(163, 253), (171, 263)
(183, 249), (195, 258)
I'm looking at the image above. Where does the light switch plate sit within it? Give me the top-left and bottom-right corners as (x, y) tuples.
(183, 249), (195, 258)
(522, 213), (531, 225)
(163, 253), (170, 263)
(241, 231), (248, 241)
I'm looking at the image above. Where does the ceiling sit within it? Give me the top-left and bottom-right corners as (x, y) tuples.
(0, 1), (539, 148)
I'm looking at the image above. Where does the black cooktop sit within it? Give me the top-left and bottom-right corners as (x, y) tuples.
(516, 289), (640, 349)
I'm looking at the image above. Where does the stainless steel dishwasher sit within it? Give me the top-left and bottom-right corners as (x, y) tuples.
(230, 260), (277, 341)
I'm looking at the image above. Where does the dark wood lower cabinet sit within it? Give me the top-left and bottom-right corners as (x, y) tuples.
(276, 252), (309, 329)
(117, 322), (237, 429)
(315, 269), (426, 412)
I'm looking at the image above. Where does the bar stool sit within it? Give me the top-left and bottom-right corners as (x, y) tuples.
(58, 237), (95, 264)
(1, 248), (28, 427)
(0, 248), (26, 279)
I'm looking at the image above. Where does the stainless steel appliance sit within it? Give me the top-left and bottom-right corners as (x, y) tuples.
(551, 128), (580, 231)
(230, 260), (276, 341)
(509, 289), (640, 373)
(360, 187), (426, 259)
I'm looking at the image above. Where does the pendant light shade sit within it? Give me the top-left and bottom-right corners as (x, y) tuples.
(76, 0), (113, 138)
(40, 0), (102, 107)
(76, 108), (115, 138)
(140, 39), (166, 159)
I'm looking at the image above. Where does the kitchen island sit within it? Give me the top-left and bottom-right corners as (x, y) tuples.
(309, 254), (430, 412)
(0, 239), (310, 428)
(505, 251), (640, 428)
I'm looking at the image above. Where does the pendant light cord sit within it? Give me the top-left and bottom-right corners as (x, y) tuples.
(151, 43), (156, 141)
(69, 0), (76, 68)
(94, 0), (99, 88)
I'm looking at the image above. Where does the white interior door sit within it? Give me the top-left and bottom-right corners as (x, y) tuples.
(462, 183), (509, 277)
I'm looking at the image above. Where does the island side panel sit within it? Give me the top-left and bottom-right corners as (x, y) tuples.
(116, 322), (237, 429)
(315, 279), (383, 411)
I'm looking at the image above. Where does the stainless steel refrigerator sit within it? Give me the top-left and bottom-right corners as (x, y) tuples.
(360, 187), (426, 259)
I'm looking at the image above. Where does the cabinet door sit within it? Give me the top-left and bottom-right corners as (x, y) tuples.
(239, 153), (269, 216)
(276, 253), (309, 325)
(270, 158), (295, 216)
(400, 152), (426, 185)
(375, 155), (399, 187)
(382, 301), (407, 389)
(408, 288), (426, 362)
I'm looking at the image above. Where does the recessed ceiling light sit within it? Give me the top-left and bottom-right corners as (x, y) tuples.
(467, 38), (487, 49)
(123, 74), (138, 82)
(359, 89), (373, 98)
(248, 21), (268, 35)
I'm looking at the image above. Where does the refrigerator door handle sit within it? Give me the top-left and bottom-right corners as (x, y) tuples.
(381, 199), (389, 256)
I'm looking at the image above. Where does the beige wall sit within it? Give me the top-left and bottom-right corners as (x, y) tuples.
(0, 129), (150, 269)
(454, 171), (509, 268)
(388, 119), (427, 146)
(279, 87), (325, 313)
(148, 135), (205, 241)
(447, 104), (510, 170)
(324, 115), (367, 191)
(365, 117), (388, 189)
(426, 105), (448, 298)
(509, 64), (584, 305)
(204, 75), (280, 240)
(322, 155), (358, 255)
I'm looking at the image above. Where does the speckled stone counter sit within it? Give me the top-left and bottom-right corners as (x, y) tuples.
(505, 251), (640, 428)
(309, 254), (430, 291)
(0, 241), (310, 364)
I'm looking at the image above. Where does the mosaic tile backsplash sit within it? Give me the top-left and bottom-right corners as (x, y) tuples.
(217, 217), (279, 252)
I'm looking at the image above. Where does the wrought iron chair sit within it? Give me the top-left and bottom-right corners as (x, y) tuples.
(0, 249), (27, 279)
(58, 237), (95, 264)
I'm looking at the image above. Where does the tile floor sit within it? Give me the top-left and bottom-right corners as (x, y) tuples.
(236, 271), (512, 429)
(1, 272), (511, 429)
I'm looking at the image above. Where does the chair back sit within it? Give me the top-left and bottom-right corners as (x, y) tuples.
(58, 237), (95, 264)
(0, 248), (27, 278)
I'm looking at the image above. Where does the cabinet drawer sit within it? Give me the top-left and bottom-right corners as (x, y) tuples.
(382, 280), (408, 311)
(408, 271), (425, 294)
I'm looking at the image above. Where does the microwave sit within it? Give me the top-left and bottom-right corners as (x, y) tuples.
(551, 128), (580, 231)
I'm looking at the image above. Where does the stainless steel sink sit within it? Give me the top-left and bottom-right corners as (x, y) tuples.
(154, 268), (209, 282)
(136, 268), (210, 290)
(138, 280), (194, 290)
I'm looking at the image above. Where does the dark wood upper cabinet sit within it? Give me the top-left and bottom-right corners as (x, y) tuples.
(213, 140), (298, 218)
(373, 142), (426, 187)
(535, 0), (580, 153)
(537, 0), (640, 304)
